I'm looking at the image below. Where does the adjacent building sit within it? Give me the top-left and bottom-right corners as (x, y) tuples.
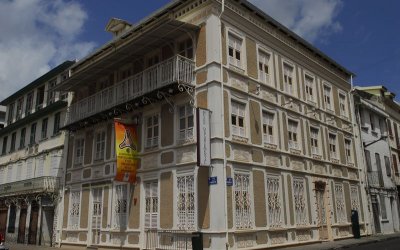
(54, 0), (367, 249)
(0, 61), (73, 246)
(353, 86), (400, 234)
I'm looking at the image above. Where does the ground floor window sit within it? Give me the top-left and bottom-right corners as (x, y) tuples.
(234, 172), (252, 229)
(177, 175), (195, 230)
(113, 184), (128, 229)
(7, 204), (16, 233)
(68, 191), (81, 229)
(293, 177), (308, 226)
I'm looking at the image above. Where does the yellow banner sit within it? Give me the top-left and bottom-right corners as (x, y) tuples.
(114, 120), (138, 183)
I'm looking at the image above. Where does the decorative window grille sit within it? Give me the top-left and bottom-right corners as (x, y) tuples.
(234, 173), (252, 229)
(293, 177), (308, 226)
(380, 195), (387, 220)
(145, 115), (159, 148)
(345, 139), (352, 163)
(339, 93), (347, 116)
(263, 112), (274, 144)
(288, 120), (299, 149)
(310, 127), (319, 155)
(68, 191), (81, 229)
(350, 185), (361, 219)
(305, 75), (314, 102)
(145, 181), (158, 229)
(329, 133), (337, 159)
(266, 175), (282, 228)
(177, 175), (195, 230)
(228, 34), (242, 68)
(74, 138), (84, 165)
(334, 183), (347, 223)
(258, 51), (270, 84)
(232, 101), (246, 137)
(324, 85), (332, 110)
(178, 104), (194, 141)
(178, 38), (193, 59)
(283, 63), (294, 95)
(94, 131), (106, 160)
(113, 184), (128, 229)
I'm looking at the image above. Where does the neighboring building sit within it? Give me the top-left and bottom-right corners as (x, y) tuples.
(0, 106), (5, 129)
(55, 0), (365, 249)
(0, 61), (73, 246)
(353, 86), (400, 234)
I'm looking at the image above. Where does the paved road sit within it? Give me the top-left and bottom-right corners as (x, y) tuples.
(345, 236), (400, 250)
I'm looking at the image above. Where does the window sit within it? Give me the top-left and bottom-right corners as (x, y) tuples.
(388, 120), (393, 138)
(2, 136), (7, 155)
(145, 115), (159, 148)
(379, 119), (387, 135)
(178, 104), (194, 141)
(7, 205), (16, 233)
(370, 113), (375, 132)
(19, 128), (26, 149)
(113, 184), (128, 229)
(283, 63), (294, 95)
(177, 174), (196, 230)
(329, 133), (337, 159)
(288, 120), (299, 149)
(262, 112), (274, 144)
(345, 139), (352, 163)
(53, 112), (61, 135)
(334, 183), (347, 223)
(293, 177), (308, 226)
(384, 156), (391, 177)
(234, 172), (252, 229)
(36, 86), (45, 109)
(231, 101), (246, 137)
(310, 127), (319, 155)
(178, 38), (193, 59)
(375, 153), (384, 186)
(266, 175), (282, 228)
(25, 92), (33, 115)
(258, 51), (271, 84)
(16, 98), (23, 120)
(7, 103), (14, 124)
(74, 138), (84, 165)
(380, 196), (387, 220)
(41, 118), (48, 139)
(228, 34), (242, 68)
(47, 79), (57, 105)
(323, 85), (332, 110)
(145, 181), (158, 229)
(305, 75), (315, 102)
(29, 123), (37, 145)
(339, 93), (347, 117)
(350, 185), (361, 220)
(68, 191), (81, 229)
(392, 154), (399, 176)
(94, 131), (106, 160)
(10, 132), (16, 153)
(365, 150), (372, 172)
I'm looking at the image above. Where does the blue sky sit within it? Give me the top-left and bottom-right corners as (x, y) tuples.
(0, 0), (399, 100)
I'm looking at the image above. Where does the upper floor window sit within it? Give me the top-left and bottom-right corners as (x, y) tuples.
(258, 51), (271, 84)
(29, 123), (37, 145)
(41, 118), (48, 139)
(384, 156), (391, 177)
(310, 127), (319, 155)
(283, 63), (294, 95)
(231, 101), (246, 137)
(53, 112), (61, 135)
(25, 92), (34, 116)
(305, 75), (315, 102)
(379, 118), (387, 136)
(1, 136), (7, 155)
(7, 103), (14, 124)
(178, 38), (193, 59)
(323, 85), (332, 110)
(16, 98), (23, 120)
(36, 86), (45, 110)
(329, 133), (337, 159)
(370, 113), (376, 132)
(262, 112), (275, 144)
(10, 132), (16, 153)
(228, 34), (242, 68)
(47, 79), (57, 105)
(75, 138), (84, 165)
(392, 154), (399, 176)
(288, 119), (299, 149)
(345, 139), (352, 163)
(178, 104), (194, 141)
(19, 128), (26, 149)
(365, 150), (372, 172)
(339, 93), (347, 117)
(94, 131), (106, 160)
(145, 114), (159, 148)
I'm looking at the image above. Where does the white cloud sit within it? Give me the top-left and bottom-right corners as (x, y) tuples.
(0, 0), (96, 101)
(249, 0), (343, 43)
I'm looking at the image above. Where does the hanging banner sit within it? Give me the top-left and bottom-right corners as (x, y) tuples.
(114, 120), (138, 183)
(197, 108), (211, 167)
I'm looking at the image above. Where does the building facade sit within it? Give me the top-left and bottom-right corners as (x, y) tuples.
(0, 61), (73, 246)
(56, 0), (366, 249)
(353, 86), (400, 234)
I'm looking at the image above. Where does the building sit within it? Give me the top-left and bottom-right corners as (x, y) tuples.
(0, 61), (73, 246)
(0, 106), (6, 129)
(55, 0), (366, 249)
(353, 86), (400, 234)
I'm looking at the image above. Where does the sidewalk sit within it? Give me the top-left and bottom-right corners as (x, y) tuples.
(278, 232), (400, 250)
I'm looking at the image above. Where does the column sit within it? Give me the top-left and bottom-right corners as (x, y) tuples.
(24, 200), (32, 244)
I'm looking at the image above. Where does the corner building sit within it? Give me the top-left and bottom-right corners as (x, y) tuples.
(57, 0), (366, 249)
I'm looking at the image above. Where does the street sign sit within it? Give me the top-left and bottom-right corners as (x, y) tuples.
(226, 177), (233, 186)
(208, 176), (217, 185)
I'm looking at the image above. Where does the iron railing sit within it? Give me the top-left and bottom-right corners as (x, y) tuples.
(144, 229), (199, 250)
(0, 176), (60, 197)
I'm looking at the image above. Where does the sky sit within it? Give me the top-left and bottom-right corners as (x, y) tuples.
(0, 0), (399, 101)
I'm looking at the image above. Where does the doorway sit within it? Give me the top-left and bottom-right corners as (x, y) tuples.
(28, 201), (39, 245)
(371, 195), (381, 234)
(17, 206), (27, 243)
(91, 188), (103, 245)
(315, 182), (328, 240)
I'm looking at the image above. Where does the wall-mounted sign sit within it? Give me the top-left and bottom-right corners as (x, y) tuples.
(226, 177), (233, 186)
(208, 176), (217, 185)
(197, 108), (211, 167)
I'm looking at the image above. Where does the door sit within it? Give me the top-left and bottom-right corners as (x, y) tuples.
(91, 188), (103, 245)
(144, 181), (159, 249)
(315, 182), (328, 240)
(17, 207), (27, 243)
(371, 195), (381, 233)
(0, 206), (8, 241)
(28, 202), (39, 245)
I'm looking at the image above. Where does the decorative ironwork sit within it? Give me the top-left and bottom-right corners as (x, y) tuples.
(293, 177), (308, 226)
(68, 191), (80, 229)
(157, 91), (175, 113)
(145, 181), (158, 229)
(178, 84), (194, 107)
(177, 175), (195, 230)
(334, 183), (347, 223)
(350, 185), (360, 215)
(113, 184), (128, 229)
(234, 173), (252, 229)
(266, 175), (282, 228)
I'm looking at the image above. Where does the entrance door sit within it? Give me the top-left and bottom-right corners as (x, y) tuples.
(144, 181), (159, 249)
(17, 207), (27, 243)
(371, 195), (381, 233)
(28, 201), (39, 245)
(315, 182), (328, 240)
(0, 206), (8, 240)
(91, 188), (102, 245)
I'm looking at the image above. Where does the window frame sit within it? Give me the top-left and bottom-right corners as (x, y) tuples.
(19, 128), (26, 149)
(145, 114), (159, 148)
(53, 112), (61, 135)
(338, 91), (348, 117)
(74, 137), (85, 165)
(283, 62), (295, 96)
(258, 49), (272, 85)
(29, 123), (37, 145)
(233, 170), (253, 229)
(304, 73), (315, 103)
(328, 133), (338, 159)
(94, 130), (106, 161)
(231, 100), (247, 138)
(323, 83), (333, 111)
(113, 183), (129, 229)
(345, 138), (353, 163)
(262, 111), (275, 145)
(177, 103), (194, 142)
(41, 118), (48, 140)
(227, 32), (243, 69)
(310, 126), (320, 155)
(177, 37), (194, 60)
(288, 119), (300, 150)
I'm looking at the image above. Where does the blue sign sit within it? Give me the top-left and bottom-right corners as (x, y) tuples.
(226, 177), (233, 186)
(208, 177), (218, 185)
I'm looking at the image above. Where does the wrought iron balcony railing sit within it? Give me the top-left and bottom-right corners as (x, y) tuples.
(65, 55), (195, 126)
(0, 176), (60, 197)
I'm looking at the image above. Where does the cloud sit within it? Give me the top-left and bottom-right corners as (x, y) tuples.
(249, 0), (343, 43)
(0, 0), (96, 101)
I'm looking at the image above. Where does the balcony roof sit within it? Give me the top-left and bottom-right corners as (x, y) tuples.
(55, 18), (198, 92)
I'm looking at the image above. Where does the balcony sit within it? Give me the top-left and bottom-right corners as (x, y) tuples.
(367, 171), (384, 188)
(0, 176), (60, 197)
(65, 55), (194, 128)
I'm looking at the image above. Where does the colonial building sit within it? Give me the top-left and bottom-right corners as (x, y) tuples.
(56, 0), (366, 249)
(0, 61), (73, 246)
(353, 86), (400, 234)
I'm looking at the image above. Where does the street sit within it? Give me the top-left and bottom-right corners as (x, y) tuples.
(345, 237), (400, 250)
